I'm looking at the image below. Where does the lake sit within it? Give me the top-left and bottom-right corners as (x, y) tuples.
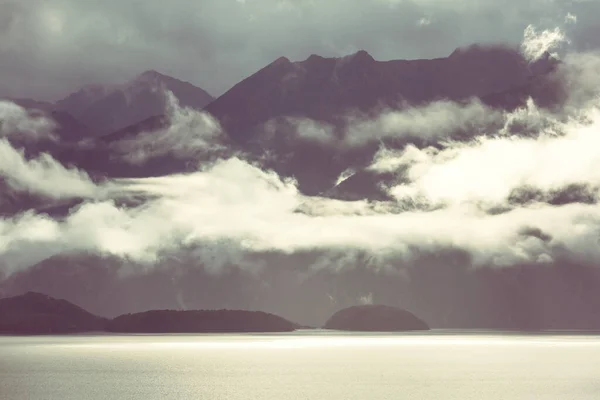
(1, 331), (599, 399)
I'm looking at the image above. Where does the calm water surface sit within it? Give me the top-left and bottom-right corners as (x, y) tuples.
(1, 330), (600, 399)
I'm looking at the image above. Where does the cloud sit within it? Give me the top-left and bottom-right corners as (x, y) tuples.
(345, 100), (504, 147)
(565, 13), (577, 25)
(358, 292), (374, 305)
(0, 100), (56, 140)
(267, 94), (563, 151)
(0, 100), (98, 199)
(2, 128), (600, 277)
(266, 99), (504, 150)
(374, 92), (600, 209)
(521, 24), (570, 61)
(0, 140), (99, 199)
(109, 91), (227, 165)
(3, 157), (600, 277)
(558, 51), (600, 109)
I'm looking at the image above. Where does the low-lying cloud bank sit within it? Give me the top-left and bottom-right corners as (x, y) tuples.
(1, 24), (600, 283)
(0, 100), (58, 141)
(268, 99), (505, 149)
(0, 101), (98, 200)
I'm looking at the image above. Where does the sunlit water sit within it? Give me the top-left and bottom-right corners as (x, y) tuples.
(1, 330), (600, 399)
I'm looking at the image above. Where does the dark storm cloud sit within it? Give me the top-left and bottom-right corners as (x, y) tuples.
(0, 0), (596, 100)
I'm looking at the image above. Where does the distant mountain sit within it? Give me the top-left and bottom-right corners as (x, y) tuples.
(324, 304), (430, 331)
(0, 292), (107, 334)
(54, 70), (214, 135)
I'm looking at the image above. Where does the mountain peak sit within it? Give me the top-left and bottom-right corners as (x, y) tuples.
(349, 49), (374, 62)
(262, 56), (293, 73)
(140, 69), (162, 77)
(55, 69), (213, 136)
(134, 69), (172, 84)
(528, 51), (560, 76)
(273, 56), (291, 65)
(448, 44), (518, 59)
(306, 54), (326, 62)
(22, 291), (52, 300)
(335, 49), (376, 68)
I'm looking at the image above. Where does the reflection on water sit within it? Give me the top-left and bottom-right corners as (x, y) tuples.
(1, 330), (600, 400)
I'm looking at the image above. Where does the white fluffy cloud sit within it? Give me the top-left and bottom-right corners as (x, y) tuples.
(0, 101), (98, 199)
(521, 24), (569, 61)
(376, 106), (600, 207)
(0, 140), (99, 199)
(110, 91), (226, 165)
(2, 156), (600, 275)
(271, 99), (503, 149)
(345, 100), (503, 147)
(0, 100), (56, 140)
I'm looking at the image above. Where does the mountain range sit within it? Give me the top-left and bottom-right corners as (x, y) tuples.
(2, 43), (585, 330)
(4, 44), (561, 197)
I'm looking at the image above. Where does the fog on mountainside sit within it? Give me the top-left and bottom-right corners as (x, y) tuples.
(3, 21), (600, 329)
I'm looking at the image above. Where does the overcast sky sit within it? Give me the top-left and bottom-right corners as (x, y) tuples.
(0, 0), (597, 101)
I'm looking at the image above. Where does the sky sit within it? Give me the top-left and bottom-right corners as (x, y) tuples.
(0, 0), (598, 101)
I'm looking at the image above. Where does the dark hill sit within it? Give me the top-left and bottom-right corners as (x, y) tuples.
(0, 292), (107, 334)
(107, 309), (300, 333)
(324, 305), (430, 332)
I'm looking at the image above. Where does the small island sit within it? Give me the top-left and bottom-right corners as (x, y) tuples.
(0, 292), (300, 334)
(324, 305), (430, 332)
(107, 309), (300, 333)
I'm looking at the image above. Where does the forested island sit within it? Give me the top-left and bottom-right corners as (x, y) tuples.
(324, 305), (430, 332)
(107, 309), (300, 333)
